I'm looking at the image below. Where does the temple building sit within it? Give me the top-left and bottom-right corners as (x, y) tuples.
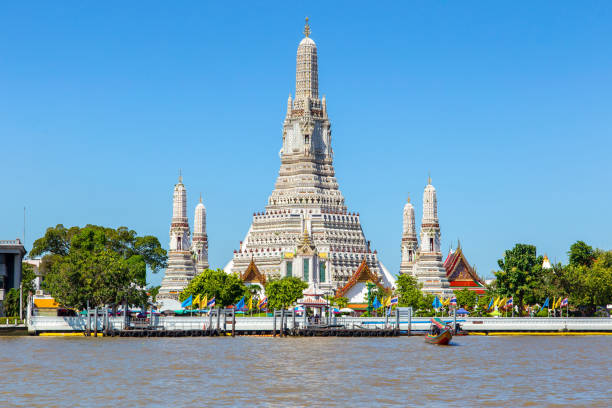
(193, 195), (209, 272)
(401, 178), (453, 296)
(0, 239), (27, 316)
(224, 19), (395, 297)
(443, 243), (486, 295)
(158, 175), (209, 301)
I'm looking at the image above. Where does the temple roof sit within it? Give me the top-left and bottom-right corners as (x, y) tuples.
(443, 245), (485, 288)
(335, 258), (387, 298)
(240, 259), (266, 285)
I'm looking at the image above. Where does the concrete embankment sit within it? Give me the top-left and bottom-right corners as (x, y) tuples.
(21, 315), (612, 337)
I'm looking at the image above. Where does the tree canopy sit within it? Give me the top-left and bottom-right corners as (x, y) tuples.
(179, 268), (247, 307)
(264, 277), (307, 310)
(491, 241), (612, 316)
(394, 273), (435, 316)
(494, 243), (543, 316)
(32, 224), (167, 309)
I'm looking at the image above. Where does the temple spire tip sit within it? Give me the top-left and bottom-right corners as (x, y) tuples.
(303, 17), (311, 37)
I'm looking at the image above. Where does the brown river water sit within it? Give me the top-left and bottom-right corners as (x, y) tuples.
(1, 335), (610, 407)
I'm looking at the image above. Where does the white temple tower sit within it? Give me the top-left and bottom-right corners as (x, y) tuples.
(400, 195), (418, 275)
(412, 177), (453, 295)
(158, 174), (196, 300)
(225, 19), (395, 293)
(192, 194), (209, 272)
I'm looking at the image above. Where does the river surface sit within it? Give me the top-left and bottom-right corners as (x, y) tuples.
(1, 335), (610, 407)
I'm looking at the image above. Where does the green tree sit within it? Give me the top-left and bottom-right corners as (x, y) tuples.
(454, 289), (478, 310)
(33, 224), (166, 309)
(179, 269), (247, 307)
(495, 244), (543, 316)
(568, 241), (595, 268)
(558, 251), (612, 316)
(148, 285), (161, 303)
(3, 289), (20, 317)
(395, 274), (424, 309)
(264, 277), (307, 310)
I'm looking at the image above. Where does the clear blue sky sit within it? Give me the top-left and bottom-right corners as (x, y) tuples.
(2, 1), (611, 286)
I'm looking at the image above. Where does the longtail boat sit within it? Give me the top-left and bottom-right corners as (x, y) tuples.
(425, 317), (452, 345)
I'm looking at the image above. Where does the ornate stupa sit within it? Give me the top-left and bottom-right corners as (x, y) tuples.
(400, 195), (418, 275)
(192, 194), (209, 273)
(409, 177), (453, 295)
(224, 19), (395, 293)
(158, 174), (197, 300)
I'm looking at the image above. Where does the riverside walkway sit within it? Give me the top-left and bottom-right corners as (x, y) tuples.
(26, 314), (612, 336)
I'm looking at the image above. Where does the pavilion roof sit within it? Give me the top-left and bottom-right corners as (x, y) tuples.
(335, 258), (387, 298)
(240, 258), (266, 285)
(444, 245), (485, 287)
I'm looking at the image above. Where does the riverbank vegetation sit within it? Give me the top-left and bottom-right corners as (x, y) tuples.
(30, 224), (167, 310)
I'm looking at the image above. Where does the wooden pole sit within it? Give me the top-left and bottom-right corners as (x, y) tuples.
(408, 307), (412, 336)
(94, 307), (98, 337)
(273, 310), (277, 337)
(231, 309), (236, 337)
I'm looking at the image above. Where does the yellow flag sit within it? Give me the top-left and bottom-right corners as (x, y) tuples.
(385, 296), (391, 307)
(494, 296), (500, 307)
(193, 294), (200, 309)
(248, 297), (253, 311)
(555, 298), (562, 308)
(202, 295), (208, 309)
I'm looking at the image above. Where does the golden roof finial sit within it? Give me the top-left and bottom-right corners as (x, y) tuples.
(407, 193), (411, 203)
(178, 169), (183, 183)
(303, 17), (311, 37)
(199, 193), (202, 203)
(428, 172), (431, 185)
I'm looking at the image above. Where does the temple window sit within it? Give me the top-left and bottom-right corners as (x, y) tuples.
(429, 238), (434, 252)
(319, 262), (326, 282)
(303, 259), (309, 281)
(177, 237), (182, 250)
(286, 261), (292, 277)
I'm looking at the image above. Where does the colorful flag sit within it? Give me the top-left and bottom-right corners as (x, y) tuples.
(494, 296), (501, 308)
(556, 298), (563, 309)
(207, 297), (216, 308)
(372, 297), (382, 309)
(560, 297), (568, 307)
(202, 295), (208, 309)
(487, 297), (494, 311)
(181, 295), (193, 309)
(193, 294), (200, 309)
(450, 296), (457, 306)
(248, 297), (253, 311)
(384, 296), (392, 307)
(432, 296), (442, 309)
(506, 297), (513, 306)
(390, 296), (399, 306)
(542, 297), (550, 308)
(235, 296), (245, 310)
(257, 296), (268, 308)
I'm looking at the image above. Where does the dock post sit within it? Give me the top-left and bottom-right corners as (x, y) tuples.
(453, 308), (457, 334)
(408, 307), (412, 336)
(217, 308), (221, 334)
(396, 308), (400, 333)
(303, 307), (307, 330)
(94, 307), (98, 337)
(208, 311), (213, 333)
(273, 310), (277, 337)
(385, 309), (389, 328)
(293, 310), (296, 334)
(232, 309), (236, 337)
(86, 301), (91, 336)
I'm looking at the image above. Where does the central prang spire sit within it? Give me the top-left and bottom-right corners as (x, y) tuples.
(295, 17), (318, 103)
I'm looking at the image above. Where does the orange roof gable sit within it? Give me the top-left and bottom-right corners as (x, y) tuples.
(240, 259), (267, 285)
(335, 258), (388, 298)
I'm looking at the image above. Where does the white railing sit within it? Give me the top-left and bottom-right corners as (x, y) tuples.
(27, 315), (612, 334)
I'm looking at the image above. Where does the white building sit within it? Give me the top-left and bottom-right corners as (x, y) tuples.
(158, 175), (209, 300)
(224, 19), (396, 297)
